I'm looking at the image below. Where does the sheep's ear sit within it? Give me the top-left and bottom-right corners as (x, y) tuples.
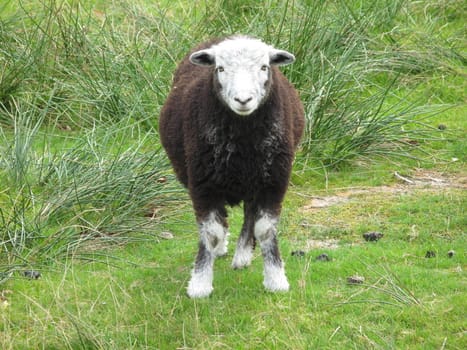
(269, 49), (295, 66)
(189, 49), (216, 66)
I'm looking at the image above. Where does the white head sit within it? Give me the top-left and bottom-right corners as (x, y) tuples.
(189, 36), (295, 116)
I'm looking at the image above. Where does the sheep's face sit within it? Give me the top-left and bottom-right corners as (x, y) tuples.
(190, 36), (295, 116)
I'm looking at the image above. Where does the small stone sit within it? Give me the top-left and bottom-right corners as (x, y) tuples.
(157, 177), (167, 183)
(160, 231), (174, 240)
(437, 124), (447, 130)
(291, 250), (305, 257)
(425, 250), (436, 258)
(316, 253), (330, 261)
(363, 232), (384, 242)
(0, 296), (9, 309)
(347, 275), (365, 285)
(23, 270), (41, 279)
(447, 250), (455, 258)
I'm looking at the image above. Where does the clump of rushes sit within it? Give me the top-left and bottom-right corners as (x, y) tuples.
(1, 1), (460, 162)
(0, 0), (178, 128)
(278, 0), (458, 167)
(0, 105), (181, 282)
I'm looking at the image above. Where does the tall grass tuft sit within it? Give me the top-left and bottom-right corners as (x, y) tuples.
(0, 0), (180, 129)
(0, 104), (181, 283)
(279, 0), (460, 167)
(2, 0), (461, 148)
(340, 264), (421, 308)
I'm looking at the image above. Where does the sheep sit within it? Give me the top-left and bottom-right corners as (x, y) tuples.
(159, 35), (305, 298)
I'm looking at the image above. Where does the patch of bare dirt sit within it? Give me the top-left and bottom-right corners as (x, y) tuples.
(303, 238), (339, 250)
(394, 169), (467, 188)
(303, 196), (349, 209)
(300, 170), (466, 212)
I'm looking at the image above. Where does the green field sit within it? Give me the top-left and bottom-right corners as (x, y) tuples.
(1, 0), (465, 349)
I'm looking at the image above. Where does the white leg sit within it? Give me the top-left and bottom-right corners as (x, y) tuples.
(187, 211), (226, 298)
(254, 211), (289, 293)
(232, 202), (255, 269)
(213, 231), (229, 257)
(187, 264), (214, 298)
(232, 239), (253, 269)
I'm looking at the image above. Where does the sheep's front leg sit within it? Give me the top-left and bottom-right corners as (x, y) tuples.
(254, 210), (289, 292)
(187, 211), (228, 298)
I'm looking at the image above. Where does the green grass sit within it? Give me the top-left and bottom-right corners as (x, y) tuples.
(1, 189), (465, 349)
(1, 0), (466, 349)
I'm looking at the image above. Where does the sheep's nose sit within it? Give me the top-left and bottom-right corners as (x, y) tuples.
(234, 96), (253, 105)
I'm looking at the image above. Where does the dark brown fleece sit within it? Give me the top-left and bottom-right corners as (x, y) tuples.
(159, 37), (305, 219)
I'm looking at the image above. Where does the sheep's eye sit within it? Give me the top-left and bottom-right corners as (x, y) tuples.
(261, 65), (268, 71)
(217, 66), (224, 72)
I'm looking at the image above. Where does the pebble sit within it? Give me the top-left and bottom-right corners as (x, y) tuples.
(157, 177), (167, 183)
(160, 231), (174, 240)
(347, 275), (365, 285)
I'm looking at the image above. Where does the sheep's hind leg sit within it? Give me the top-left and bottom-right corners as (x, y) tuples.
(254, 210), (289, 292)
(187, 211), (227, 298)
(232, 202), (255, 269)
(213, 209), (229, 257)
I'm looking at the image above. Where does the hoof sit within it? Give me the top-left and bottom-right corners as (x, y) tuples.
(264, 277), (290, 292)
(187, 283), (213, 298)
(187, 269), (213, 298)
(263, 264), (289, 292)
(231, 246), (253, 269)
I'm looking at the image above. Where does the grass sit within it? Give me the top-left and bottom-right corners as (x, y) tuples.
(2, 189), (465, 349)
(0, 0), (466, 349)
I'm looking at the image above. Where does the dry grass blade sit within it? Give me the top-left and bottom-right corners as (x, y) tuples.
(337, 263), (421, 308)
